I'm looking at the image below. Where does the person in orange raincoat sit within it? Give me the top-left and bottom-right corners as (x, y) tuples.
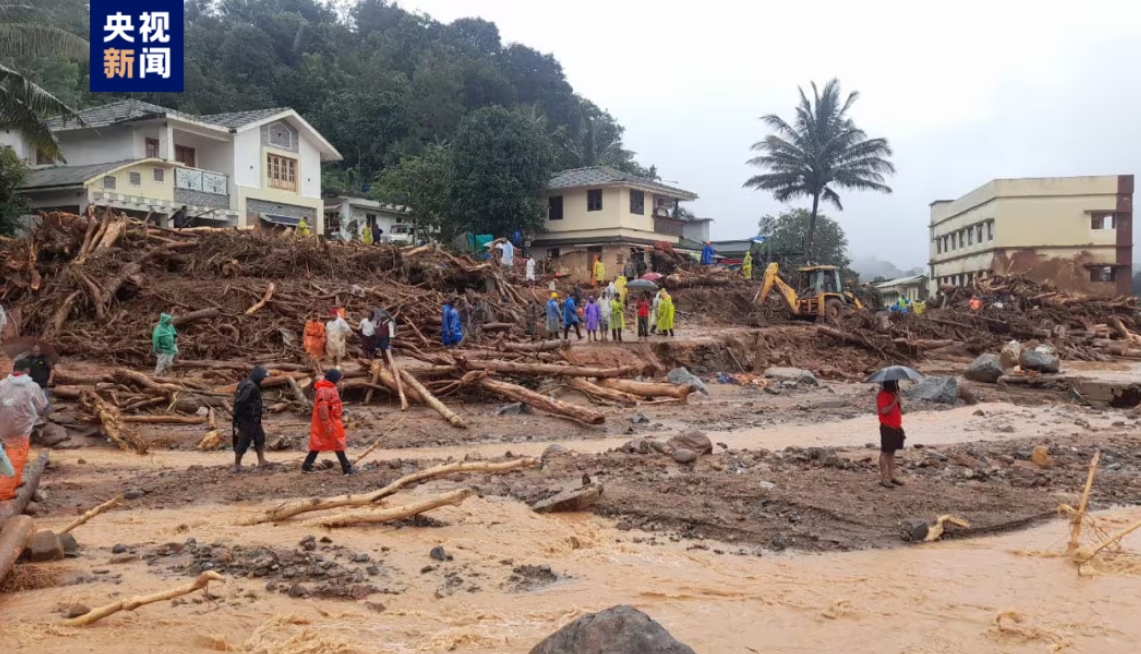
(302, 315), (325, 362)
(0, 358), (47, 500)
(302, 369), (353, 475)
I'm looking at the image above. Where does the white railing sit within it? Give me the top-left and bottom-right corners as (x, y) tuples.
(175, 167), (228, 195)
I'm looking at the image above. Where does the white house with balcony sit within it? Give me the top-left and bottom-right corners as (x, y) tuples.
(1, 100), (342, 232)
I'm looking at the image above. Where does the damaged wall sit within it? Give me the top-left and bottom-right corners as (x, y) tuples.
(993, 248), (1118, 296)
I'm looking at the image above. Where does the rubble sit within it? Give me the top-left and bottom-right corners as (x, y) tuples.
(907, 377), (959, 404)
(529, 605), (696, 654)
(965, 354), (1005, 383)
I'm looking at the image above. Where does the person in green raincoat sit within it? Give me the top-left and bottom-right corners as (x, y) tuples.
(152, 313), (179, 376)
(657, 291), (676, 337)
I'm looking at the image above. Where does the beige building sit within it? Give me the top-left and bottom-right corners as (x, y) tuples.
(928, 175), (1134, 297)
(875, 274), (928, 306)
(532, 166), (701, 282)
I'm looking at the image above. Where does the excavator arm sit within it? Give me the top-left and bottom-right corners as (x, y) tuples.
(759, 262), (799, 315)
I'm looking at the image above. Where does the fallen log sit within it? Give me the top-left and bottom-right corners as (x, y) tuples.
(305, 489), (473, 528)
(285, 376), (313, 412)
(176, 360), (312, 373)
(597, 378), (696, 402)
(384, 351), (409, 411)
(567, 377), (639, 406)
(243, 458), (536, 524)
(245, 282), (275, 315)
(463, 359), (636, 378)
(66, 571), (225, 626)
(120, 415), (207, 425)
(171, 308), (221, 327)
(480, 377), (605, 424)
(1067, 452), (1100, 554)
(213, 372), (310, 395)
(79, 392), (149, 454)
(0, 515), (35, 586)
(59, 495), (123, 535)
(399, 368), (465, 428)
(0, 451), (49, 526)
(499, 340), (565, 353)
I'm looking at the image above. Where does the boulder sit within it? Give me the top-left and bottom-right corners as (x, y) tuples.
(35, 423), (71, 448)
(529, 605), (696, 654)
(59, 533), (80, 556)
(672, 449), (697, 465)
(965, 354), (1004, 384)
(1020, 348), (1061, 374)
(532, 483), (603, 514)
(541, 444), (570, 459)
(764, 367), (818, 386)
(666, 431), (712, 456)
(999, 341), (1022, 369)
(906, 376), (959, 404)
(900, 519), (931, 543)
(1030, 445), (1052, 468)
(666, 367), (709, 395)
(24, 530), (65, 563)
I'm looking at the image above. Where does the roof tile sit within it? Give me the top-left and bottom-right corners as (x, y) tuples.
(547, 166), (697, 200)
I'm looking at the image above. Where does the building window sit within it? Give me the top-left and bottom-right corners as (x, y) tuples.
(102, 176), (116, 190)
(365, 213), (377, 227)
(35, 149), (52, 165)
(976, 224), (983, 243)
(587, 189), (602, 212)
(146, 138), (159, 159)
(943, 236), (949, 252)
(268, 122), (294, 150)
(129, 172), (141, 186)
(987, 221), (994, 241)
(967, 228), (973, 246)
(1092, 213), (1116, 230)
(546, 248), (560, 259)
(959, 231), (965, 248)
(548, 195), (563, 220)
(267, 153), (297, 191)
(1091, 266), (1116, 282)
(174, 145), (196, 168)
(153, 167), (165, 182)
(630, 190), (644, 215)
(936, 239), (942, 254)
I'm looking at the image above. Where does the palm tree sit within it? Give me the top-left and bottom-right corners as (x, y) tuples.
(744, 78), (894, 256)
(0, 3), (87, 161)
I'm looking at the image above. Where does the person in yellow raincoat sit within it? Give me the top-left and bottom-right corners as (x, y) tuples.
(609, 294), (625, 342)
(615, 275), (628, 306)
(657, 291), (676, 337)
(591, 256), (605, 288)
(295, 217), (311, 237)
(913, 300), (926, 316)
(742, 251), (753, 279)
(361, 223), (373, 245)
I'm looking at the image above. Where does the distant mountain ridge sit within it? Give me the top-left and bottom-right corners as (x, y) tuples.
(851, 256), (923, 281)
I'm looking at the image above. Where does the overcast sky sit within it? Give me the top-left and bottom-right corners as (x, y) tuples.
(397, 0), (1140, 269)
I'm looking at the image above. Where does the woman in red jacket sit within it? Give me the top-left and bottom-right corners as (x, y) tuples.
(636, 294), (651, 341)
(304, 369), (354, 475)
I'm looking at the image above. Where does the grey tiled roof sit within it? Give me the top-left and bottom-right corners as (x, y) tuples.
(21, 159), (140, 189)
(44, 100), (289, 132)
(547, 166), (697, 200)
(198, 108), (288, 128)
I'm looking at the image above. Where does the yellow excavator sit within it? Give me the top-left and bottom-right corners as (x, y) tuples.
(758, 262), (864, 322)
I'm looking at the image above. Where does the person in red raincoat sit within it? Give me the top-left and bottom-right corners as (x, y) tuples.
(303, 369), (353, 475)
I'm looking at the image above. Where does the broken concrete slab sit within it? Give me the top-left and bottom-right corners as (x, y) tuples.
(532, 483), (604, 514)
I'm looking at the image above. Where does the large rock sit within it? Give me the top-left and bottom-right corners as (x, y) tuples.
(999, 341), (1022, 369)
(764, 367), (818, 386)
(532, 483), (603, 514)
(23, 530), (65, 563)
(666, 431), (712, 456)
(1020, 348), (1061, 373)
(965, 354), (1004, 383)
(34, 423), (71, 448)
(666, 367), (709, 395)
(906, 376), (959, 404)
(529, 605), (696, 654)
(672, 449), (697, 465)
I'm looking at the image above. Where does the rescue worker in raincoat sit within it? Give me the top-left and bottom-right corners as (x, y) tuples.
(742, 251), (753, 279)
(584, 295), (601, 342)
(0, 358), (47, 500)
(615, 276), (628, 306)
(441, 299), (463, 348)
(545, 293), (561, 338)
(303, 369), (353, 475)
(303, 315), (326, 362)
(563, 292), (582, 341)
(525, 299), (540, 341)
(295, 217), (312, 237)
(657, 291), (677, 337)
(591, 256), (606, 288)
(700, 241), (716, 266)
(232, 365), (269, 472)
(152, 313), (178, 376)
(324, 309), (353, 367)
(609, 294), (626, 342)
(650, 290), (662, 334)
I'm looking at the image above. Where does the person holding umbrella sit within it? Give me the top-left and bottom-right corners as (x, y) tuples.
(866, 366), (921, 489)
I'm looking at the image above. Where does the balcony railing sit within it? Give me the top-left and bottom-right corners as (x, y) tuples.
(174, 167), (228, 196)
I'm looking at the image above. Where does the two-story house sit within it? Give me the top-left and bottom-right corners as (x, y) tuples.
(534, 166), (702, 281)
(2, 100), (342, 232)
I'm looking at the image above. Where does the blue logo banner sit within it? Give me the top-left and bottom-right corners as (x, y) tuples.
(90, 0), (184, 92)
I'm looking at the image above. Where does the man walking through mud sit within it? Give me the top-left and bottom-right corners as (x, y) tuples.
(232, 365), (269, 472)
(877, 380), (905, 488)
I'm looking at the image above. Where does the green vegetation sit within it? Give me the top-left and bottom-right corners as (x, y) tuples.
(0, 146), (29, 235)
(757, 208), (852, 274)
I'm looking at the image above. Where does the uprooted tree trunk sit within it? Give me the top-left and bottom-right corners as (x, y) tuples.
(60, 495), (123, 535)
(479, 377), (605, 424)
(597, 378), (696, 402)
(79, 392), (149, 454)
(462, 360), (636, 378)
(66, 571), (225, 626)
(0, 451), (50, 526)
(567, 377), (639, 406)
(242, 458), (536, 525)
(304, 489), (473, 528)
(399, 368), (465, 428)
(0, 515), (35, 586)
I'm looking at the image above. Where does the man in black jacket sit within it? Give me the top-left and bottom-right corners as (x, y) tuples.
(232, 365), (269, 472)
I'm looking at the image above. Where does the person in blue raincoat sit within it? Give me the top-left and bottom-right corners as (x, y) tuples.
(441, 298), (463, 348)
(545, 292), (562, 338)
(700, 241), (716, 266)
(562, 292), (582, 341)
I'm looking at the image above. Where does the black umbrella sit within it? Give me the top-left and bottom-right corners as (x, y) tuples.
(865, 365), (924, 383)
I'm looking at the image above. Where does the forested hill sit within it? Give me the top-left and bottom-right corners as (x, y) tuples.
(6, 0), (653, 193)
